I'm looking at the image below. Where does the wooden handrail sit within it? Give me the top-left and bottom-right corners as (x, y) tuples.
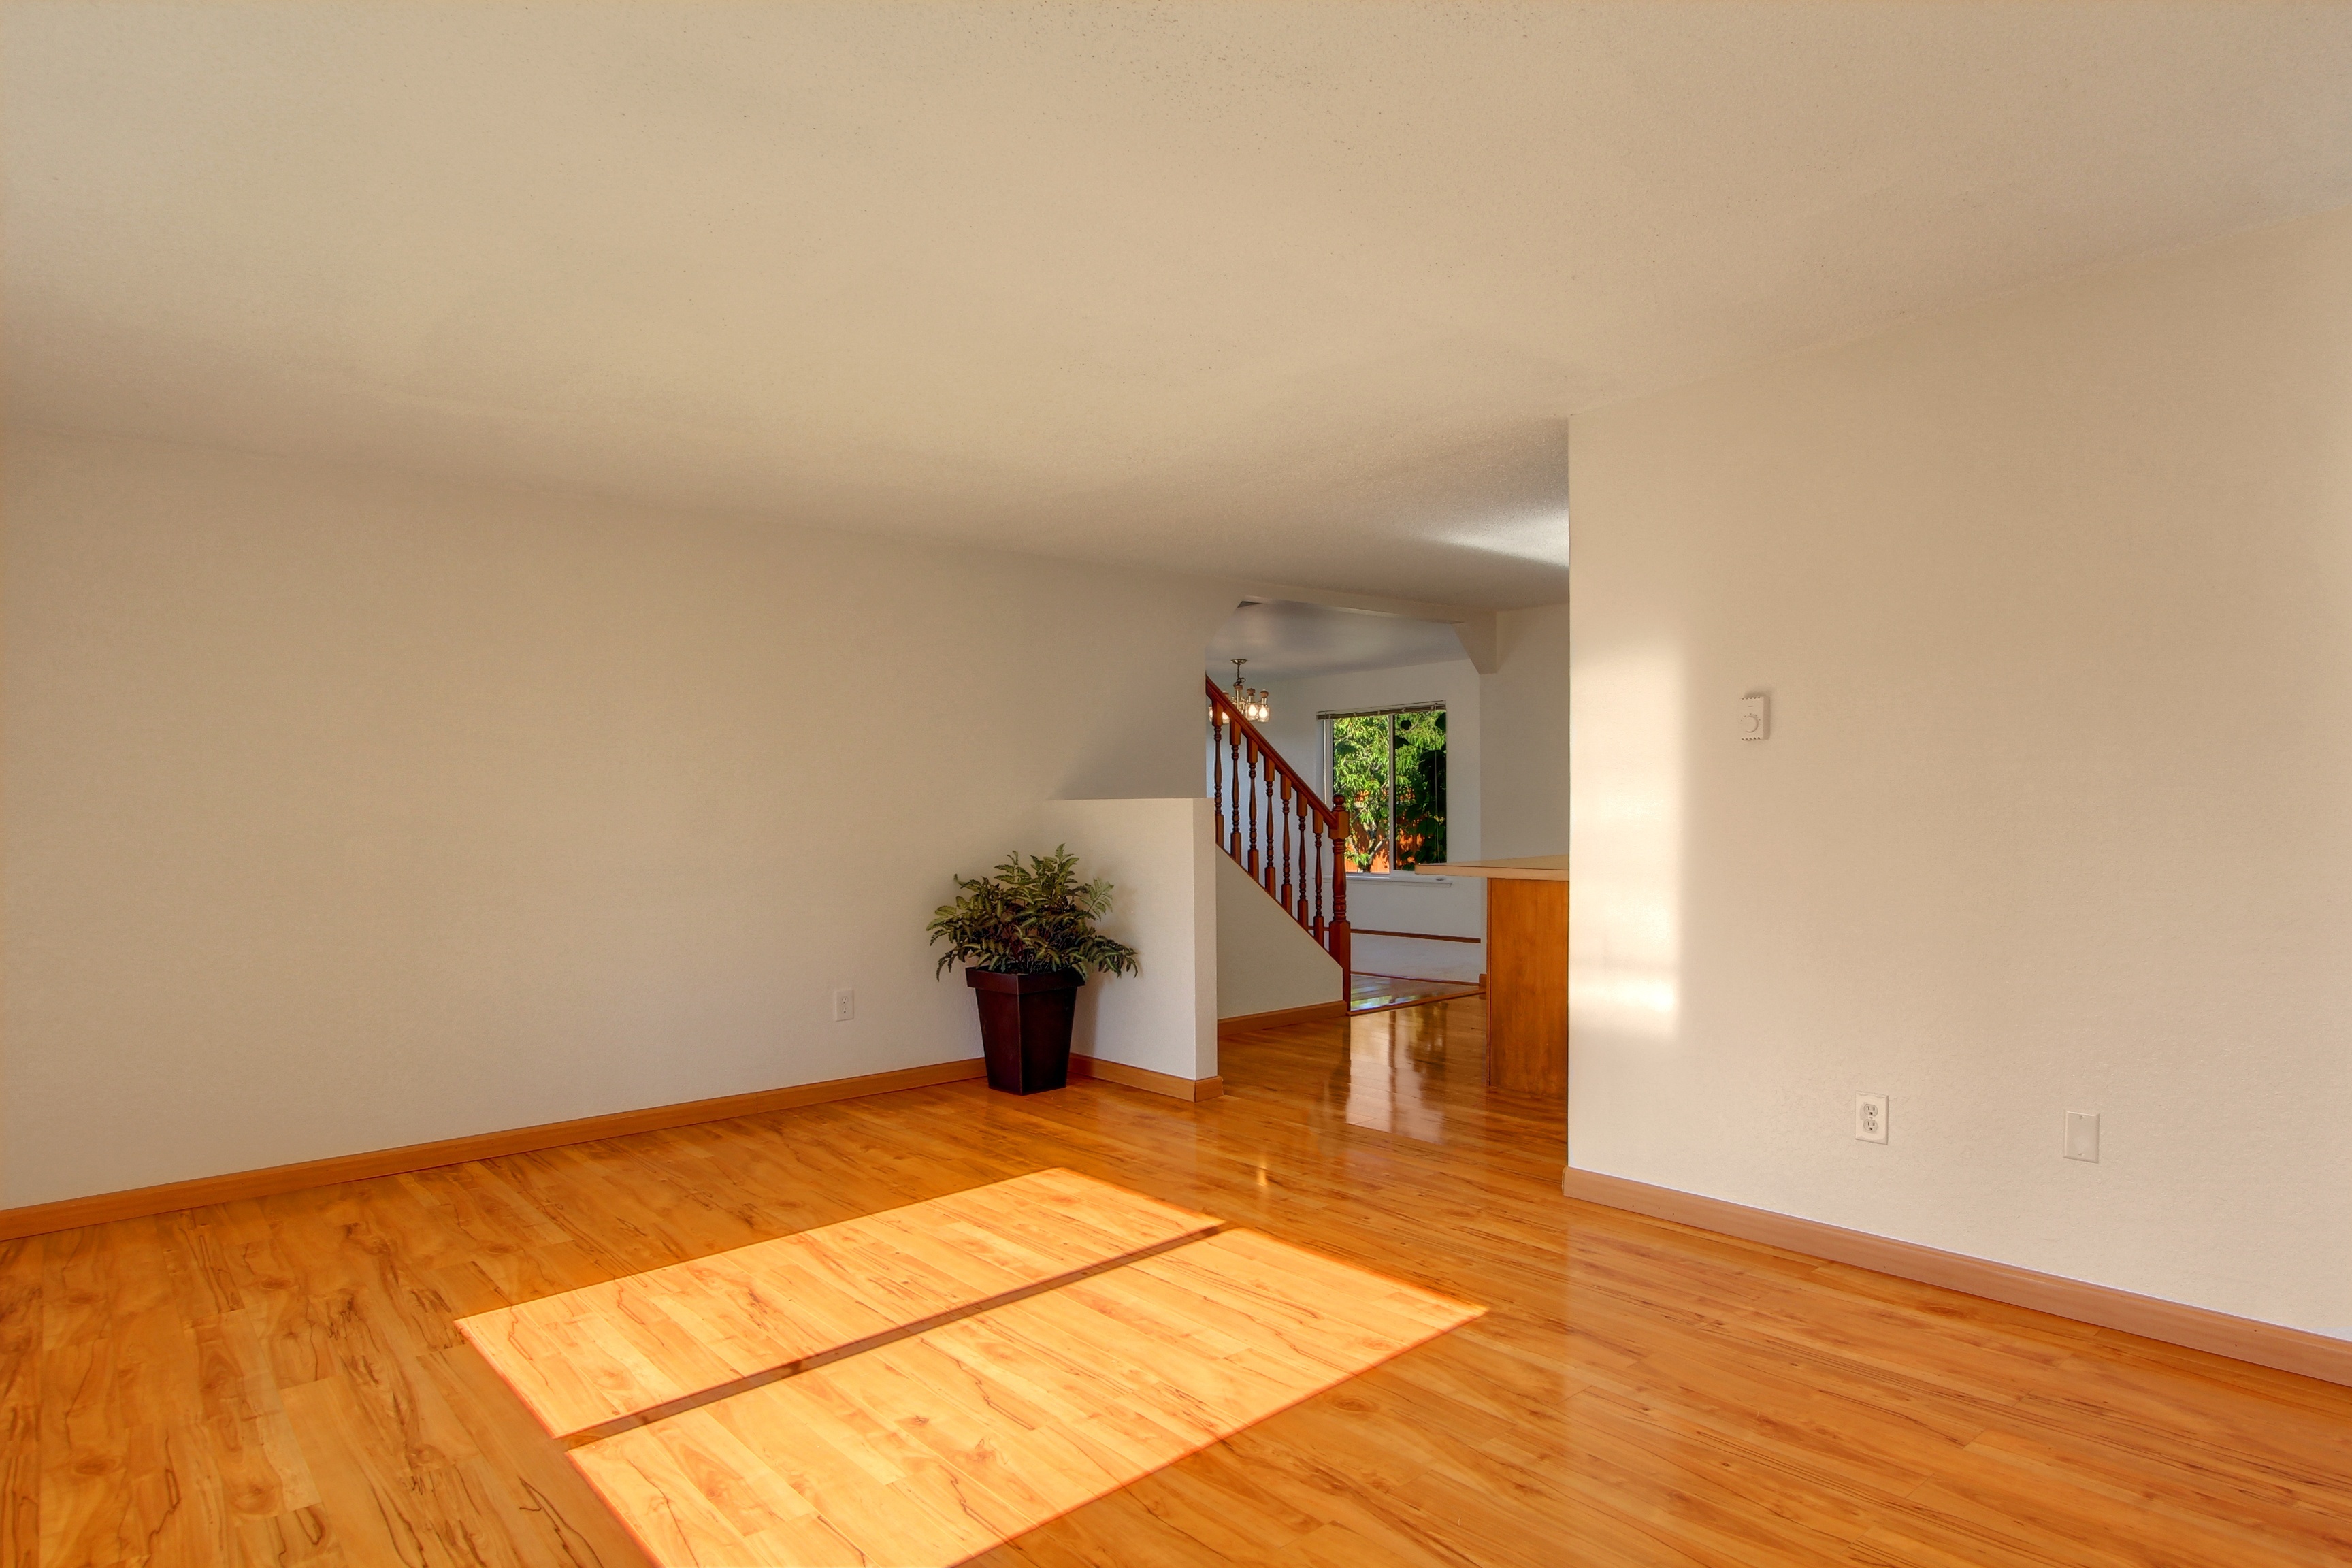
(1205, 679), (1352, 996)
(1209, 682), (1335, 824)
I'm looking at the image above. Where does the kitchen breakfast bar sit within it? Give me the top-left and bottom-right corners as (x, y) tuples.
(1412, 854), (1567, 1098)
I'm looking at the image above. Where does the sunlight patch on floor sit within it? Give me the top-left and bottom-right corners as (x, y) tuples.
(459, 1171), (1482, 1568)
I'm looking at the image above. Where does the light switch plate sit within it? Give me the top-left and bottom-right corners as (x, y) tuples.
(1739, 693), (1770, 741)
(2065, 1111), (2100, 1162)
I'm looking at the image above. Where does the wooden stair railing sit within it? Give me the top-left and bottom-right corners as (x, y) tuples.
(1206, 678), (1352, 999)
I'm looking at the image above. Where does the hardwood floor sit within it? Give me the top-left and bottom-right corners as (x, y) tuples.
(458, 1168), (1221, 1442)
(1348, 973), (1482, 1014)
(572, 1226), (1480, 1566)
(7, 996), (2351, 1566)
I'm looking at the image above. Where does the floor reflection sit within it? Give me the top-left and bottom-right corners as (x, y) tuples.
(1342, 1002), (1458, 1141)
(1350, 970), (1484, 1013)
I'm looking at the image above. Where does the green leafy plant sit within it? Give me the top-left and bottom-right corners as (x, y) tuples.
(1332, 708), (1446, 871)
(927, 846), (1142, 978)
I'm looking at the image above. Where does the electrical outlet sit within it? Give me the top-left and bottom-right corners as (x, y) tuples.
(2065, 1111), (2100, 1162)
(1855, 1093), (1889, 1144)
(832, 987), (855, 1022)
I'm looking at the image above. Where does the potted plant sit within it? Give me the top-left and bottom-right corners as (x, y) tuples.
(928, 846), (1140, 1094)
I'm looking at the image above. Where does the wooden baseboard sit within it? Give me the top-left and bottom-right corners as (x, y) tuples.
(0, 1059), (990, 1243)
(1216, 1000), (1346, 1036)
(1561, 1166), (2352, 1389)
(1068, 1056), (1223, 1102)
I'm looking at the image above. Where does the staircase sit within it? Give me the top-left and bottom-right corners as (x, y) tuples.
(1205, 677), (1352, 998)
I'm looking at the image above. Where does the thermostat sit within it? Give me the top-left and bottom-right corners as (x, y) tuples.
(1739, 693), (1769, 740)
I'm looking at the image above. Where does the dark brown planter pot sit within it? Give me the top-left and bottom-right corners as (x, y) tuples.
(965, 968), (1084, 1094)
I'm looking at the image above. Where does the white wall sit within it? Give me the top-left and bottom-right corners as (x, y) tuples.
(1254, 658), (1484, 941)
(1034, 798), (1216, 1081)
(1, 431), (1238, 1207)
(1569, 206), (2352, 1335)
(1480, 602), (1571, 860)
(1213, 853), (1339, 1019)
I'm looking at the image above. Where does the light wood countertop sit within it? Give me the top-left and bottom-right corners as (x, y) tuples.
(1411, 853), (1569, 881)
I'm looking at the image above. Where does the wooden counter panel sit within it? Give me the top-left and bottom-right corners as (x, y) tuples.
(1485, 877), (1567, 1097)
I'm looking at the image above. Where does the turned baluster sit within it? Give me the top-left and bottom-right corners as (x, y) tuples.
(1328, 802), (1352, 976)
(1297, 794), (1311, 922)
(1227, 710), (1243, 856)
(1278, 776), (1294, 910)
(1288, 789), (1303, 920)
(1245, 737), (1260, 877)
(1260, 757), (1277, 895)
(1209, 703), (1224, 847)
(1311, 812), (1326, 942)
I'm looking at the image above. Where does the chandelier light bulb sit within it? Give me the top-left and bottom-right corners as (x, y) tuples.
(1228, 659), (1269, 723)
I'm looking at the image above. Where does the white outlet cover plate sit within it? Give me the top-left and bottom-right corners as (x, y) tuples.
(1855, 1092), (1889, 1143)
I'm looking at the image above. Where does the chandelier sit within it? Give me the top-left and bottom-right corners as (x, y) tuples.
(1229, 659), (1270, 723)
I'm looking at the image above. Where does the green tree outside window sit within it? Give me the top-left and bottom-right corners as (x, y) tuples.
(1329, 707), (1446, 872)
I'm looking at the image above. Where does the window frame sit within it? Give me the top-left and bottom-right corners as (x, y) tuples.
(1318, 701), (1448, 877)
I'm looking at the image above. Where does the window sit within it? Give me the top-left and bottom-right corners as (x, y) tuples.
(1326, 705), (1446, 872)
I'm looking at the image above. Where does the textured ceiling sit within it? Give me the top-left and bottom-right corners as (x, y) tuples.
(7, 3), (2352, 608)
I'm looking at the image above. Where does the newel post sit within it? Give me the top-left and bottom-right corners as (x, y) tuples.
(1328, 802), (1352, 1000)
